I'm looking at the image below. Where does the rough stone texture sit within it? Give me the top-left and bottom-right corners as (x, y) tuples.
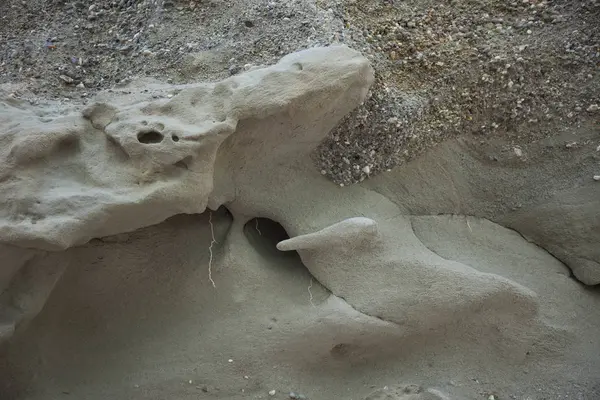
(0, 46), (599, 400)
(0, 45), (372, 251)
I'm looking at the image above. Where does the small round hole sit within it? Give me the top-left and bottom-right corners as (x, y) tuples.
(172, 135), (180, 142)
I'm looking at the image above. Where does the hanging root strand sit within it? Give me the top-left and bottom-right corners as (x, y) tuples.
(208, 211), (217, 288)
(255, 218), (262, 235)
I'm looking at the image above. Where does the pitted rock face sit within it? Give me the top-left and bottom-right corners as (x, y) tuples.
(0, 45), (374, 251)
(83, 101), (235, 176)
(0, 45), (374, 344)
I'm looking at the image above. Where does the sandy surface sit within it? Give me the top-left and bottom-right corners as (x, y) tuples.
(1, 137), (599, 399)
(0, 1), (599, 400)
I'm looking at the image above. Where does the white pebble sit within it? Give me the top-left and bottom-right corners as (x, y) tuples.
(228, 359), (233, 363)
(587, 104), (599, 112)
(593, 175), (600, 181)
(513, 147), (523, 157)
(362, 165), (371, 174)
(268, 389), (276, 396)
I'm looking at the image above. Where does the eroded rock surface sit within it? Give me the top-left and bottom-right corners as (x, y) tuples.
(0, 45), (373, 343)
(0, 45), (372, 251)
(0, 45), (599, 400)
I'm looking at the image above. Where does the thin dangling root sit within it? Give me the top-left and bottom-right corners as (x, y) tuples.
(208, 211), (217, 288)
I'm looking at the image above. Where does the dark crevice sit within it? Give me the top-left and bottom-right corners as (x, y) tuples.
(243, 217), (332, 295)
(243, 218), (300, 264)
(137, 130), (164, 144)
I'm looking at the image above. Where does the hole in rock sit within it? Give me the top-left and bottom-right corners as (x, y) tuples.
(243, 217), (330, 305)
(243, 218), (306, 273)
(137, 130), (164, 144)
(172, 134), (180, 142)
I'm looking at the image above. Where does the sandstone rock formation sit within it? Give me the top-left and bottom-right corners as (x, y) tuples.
(0, 45), (598, 400)
(0, 45), (372, 251)
(0, 45), (372, 343)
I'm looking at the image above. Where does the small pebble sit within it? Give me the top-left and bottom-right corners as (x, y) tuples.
(513, 147), (523, 157)
(59, 75), (74, 84)
(586, 104), (599, 112)
(593, 175), (600, 181)
(269, 389), (277, 396)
